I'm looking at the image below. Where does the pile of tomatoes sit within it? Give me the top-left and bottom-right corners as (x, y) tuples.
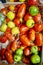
(0, 0), (43, 64)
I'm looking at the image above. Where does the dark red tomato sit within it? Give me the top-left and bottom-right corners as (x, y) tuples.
(17, 4), (26, 18)
(24, 13), (32, 21)
(20, 35), (31, 46)
(34, 23), (43, 32)
(33, 13), (41, 23)
(1, 8), (8, 15)
(1, 35), (7, 43)
(1, 48), (6, 56)
(28, 29), (35, 41)
(6, 18), (10, 22)
(10, 41), (17, 52)
(23, 57), (30, 64)
(28, 0), (39, 5)
(16, 4), (21, 8)
(24, 47), (30, 56)
(5, 51), (13, 63)
(20, 25), (29, 34)
(35, 33), (43, 46)
(14, 18), (20, 26)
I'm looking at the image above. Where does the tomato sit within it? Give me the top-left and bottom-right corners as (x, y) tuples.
(14, 18), (20, 26)
(23, 57), (30, 64)
(6, 28), (11, 33)
(20, 25), (29, 34)
(5, 51), (13, 63)
(10, 41), (17, 52)
(1, 8), (8, 15)
(24, 13), (32, 21)
(34, 23), (43, 32)
(24, 47), (30, 56)
(38, 47), (41, 51)
(0, 36), (2, 42)
(20, 35), (31, 46)
(33, 13), (41, 23)
(1, 35), (7, 43)
(17, 4), (26, 18)
(35, 33), (43, 46)
(28, 29), (35, 41)
(28, 0), (39, 5)
(6, 18), (10, 22)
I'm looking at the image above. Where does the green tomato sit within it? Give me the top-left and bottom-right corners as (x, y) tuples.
(11, 27), (20, 35)
(26, 19), (35, 28)
(31, 46), (38, 54)
(7, 11), (15, 20)
(0, 13), (4, 21)
(16, 48), (23, 56)
(8, 21), (15, 28)
(31, 55), (40, 64)
(29, 6), (39, 16)
(14, 55), (22, 62)
(19, 0), (25, 2)
(0, 24), (7, 32)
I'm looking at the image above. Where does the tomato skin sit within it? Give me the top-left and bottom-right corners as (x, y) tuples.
(24, 13), (32, 21)
(6, 18), (10, 22)
(20, 35), (31, 46)
(28, 0), (39, 5)
(1, 48), (6, 55)
(14, 18), (20, 26)
(28, 29), (35, 41)
(5, 51), (13, 63)
(1, 8), (8, 15)
(33, 13), (41, 23)
(34, 23), (43, 32)
(35, 33), (43, 46)
(20, 25), (29, 34)
(17, 4), (26, 18)
(24, 47), (30, 56)
(1, 36), (7, 43)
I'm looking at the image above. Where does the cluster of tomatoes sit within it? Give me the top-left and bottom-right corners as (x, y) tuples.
(0, 0), (43, 64)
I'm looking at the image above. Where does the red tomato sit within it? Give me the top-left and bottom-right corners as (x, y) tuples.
(20, 35), (31, 46)
(6, 18), (10, 22)
(20, 25), (29, 34)
(14, 18), (20, 26)
(1, 35), (7, 43)
(35, 33), (43, 46)
(10, 41), (17, 52)
(24, 47), (30, 56)
(28, 0), (39, 5)
(28, 29), (35, 41)
(5, 51), (13, 63)
(33, 13), (41, 23)
(34, 23), (43, 32)
(24, 13), (32, 21)
(1, 8), (8, 15)
(23, 57), (30, 64)
(17, 4), (26, 18)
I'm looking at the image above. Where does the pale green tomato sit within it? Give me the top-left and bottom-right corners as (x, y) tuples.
(26, 19), (35, 28)
(7, 11), (15, 20)
(8, 21), (15, 28)
(11, 27), (20, 35)
(0, 24), (7, 32)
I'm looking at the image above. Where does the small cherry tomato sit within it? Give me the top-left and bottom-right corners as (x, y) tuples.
(35, 33), (43, 46)
(20, 35), (31, 46)
(5, 51), (13, 63)
(33, 13), (41, 23)
(20, 25), (29, 34)
(24, 13), (32, 21)
(24, 47), (30, 56)
(1, 8), (8, 15)
(28, 0), (39, 5)
(14, 18), (20, 26)
(6, 18), (10, 22)
(34, 23), (43, 32)
(1, 35), (7, 43)
(17, 4), (26, 18)
(28, 29), (35, 41)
